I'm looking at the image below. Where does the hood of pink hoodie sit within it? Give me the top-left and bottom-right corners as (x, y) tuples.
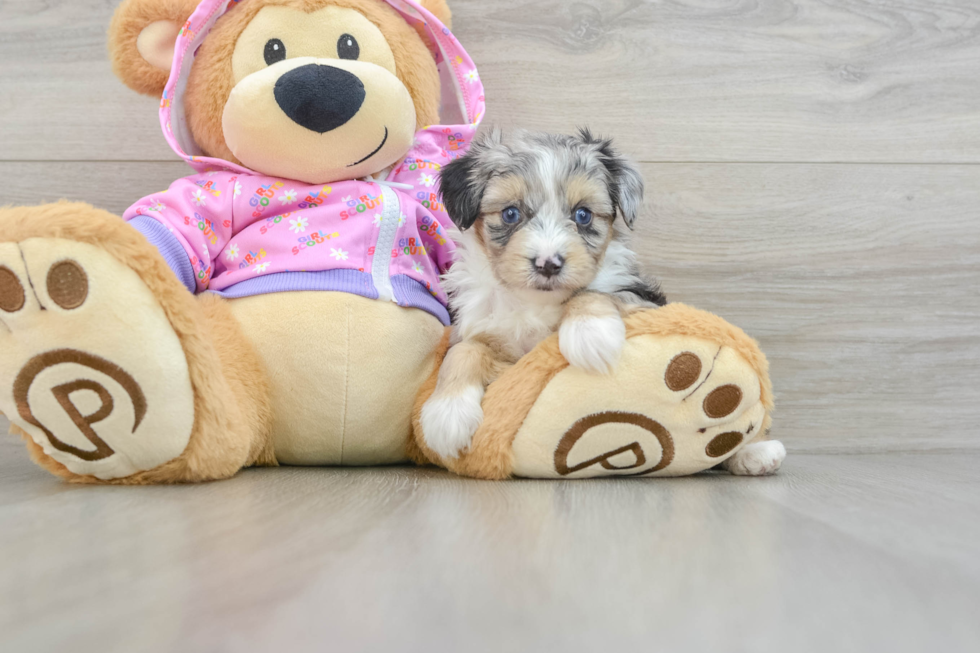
(160, 0), (485, 176)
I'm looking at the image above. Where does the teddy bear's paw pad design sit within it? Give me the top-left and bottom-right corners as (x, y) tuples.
(552, 411), (675, 476)
(510, 334), (767, 479)
(0, 239), (195, 480)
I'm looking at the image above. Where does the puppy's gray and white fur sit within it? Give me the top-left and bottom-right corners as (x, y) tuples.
(420, 129), (666, 460)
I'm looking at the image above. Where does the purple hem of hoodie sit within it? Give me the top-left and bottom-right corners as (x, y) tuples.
(128, 216), (450, 325)
(129, 215), (197, 293)
(210, 272), (451, 326)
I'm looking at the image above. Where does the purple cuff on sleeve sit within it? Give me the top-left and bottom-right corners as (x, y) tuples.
(128, 215), (197, 293)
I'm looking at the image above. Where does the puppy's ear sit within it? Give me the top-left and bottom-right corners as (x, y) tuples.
(438, 129), (503, 231)
(579, 128), (645, 230)
(108, 0), (200, 97)
(438, 155), (483, 231)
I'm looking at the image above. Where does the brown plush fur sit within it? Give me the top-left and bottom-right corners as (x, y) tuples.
(0, 202), (275, 484)
(420, 0), (450, 27)
(412, 303), (775, 480)
(110, 0), (450, 165)
(108, 0), (201, 96)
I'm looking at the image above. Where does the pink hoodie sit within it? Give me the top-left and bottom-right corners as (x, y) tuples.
(125, 0), (485, 325)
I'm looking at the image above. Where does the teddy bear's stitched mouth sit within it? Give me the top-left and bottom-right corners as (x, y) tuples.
(348, 127), (389, 167)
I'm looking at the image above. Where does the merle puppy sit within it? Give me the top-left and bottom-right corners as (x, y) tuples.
(420, 129), (666, 459)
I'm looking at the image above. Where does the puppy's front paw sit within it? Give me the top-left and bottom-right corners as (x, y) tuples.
(420, 386), (485, 460)
(724, 440), (786, 476)
(559, 315), (626, 374)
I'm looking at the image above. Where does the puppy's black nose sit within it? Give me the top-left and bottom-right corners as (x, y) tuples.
(534, 255), (565, 278)
(274, 64), (365, 134)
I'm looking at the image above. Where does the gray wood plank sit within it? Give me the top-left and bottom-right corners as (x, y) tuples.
(635, 162), (980, 453)
(2, 161), (977, 453)
(2, 1), (980, 162)
(0, 433), (978, 653)
(0, 0), (174, 162)
(0, 161), (191, 214)
(474, 0), (980, 163)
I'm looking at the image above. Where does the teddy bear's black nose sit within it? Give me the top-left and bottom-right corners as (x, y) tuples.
(274, 64), (365, 134)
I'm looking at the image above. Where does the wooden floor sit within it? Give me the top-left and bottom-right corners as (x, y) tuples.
(2, 0), (980, 650)
(1, 429), (978, 652)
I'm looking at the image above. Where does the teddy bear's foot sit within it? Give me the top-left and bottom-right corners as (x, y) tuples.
(0, 237), (197, 480)
(0, 204), (274, 485)
(414, 304), (780, 480)
(510, 330), (772, 478)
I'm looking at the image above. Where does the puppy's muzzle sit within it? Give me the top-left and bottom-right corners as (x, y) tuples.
(533, 254), (565, 279)
(274, 64), (366, 134)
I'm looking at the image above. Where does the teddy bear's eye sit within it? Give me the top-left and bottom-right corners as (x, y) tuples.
(337, 34), (359, 60)
(264, 39), (286, 66)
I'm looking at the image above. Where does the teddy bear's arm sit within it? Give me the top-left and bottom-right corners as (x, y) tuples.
(123, 173), (239, 293)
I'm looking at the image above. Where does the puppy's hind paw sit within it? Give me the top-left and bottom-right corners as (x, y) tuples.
(723, 440), (786, 476)
(420, 386), (485, 460)
(559, 315), (626, 374)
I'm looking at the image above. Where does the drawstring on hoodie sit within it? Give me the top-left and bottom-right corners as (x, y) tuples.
(365, 173), (415, 191)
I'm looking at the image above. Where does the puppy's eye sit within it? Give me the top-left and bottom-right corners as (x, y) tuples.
(338, 34), (360, 60)
(574, 207), (593, 227)
(264, 39), (286, 66)
(502, 207), (521, 224)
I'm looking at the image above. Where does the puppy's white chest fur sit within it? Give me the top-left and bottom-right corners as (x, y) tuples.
(465, 289), (563, 357)
(445, 234), (566, 358)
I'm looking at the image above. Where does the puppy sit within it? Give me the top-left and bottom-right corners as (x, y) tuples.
(420, 129), (666, 460)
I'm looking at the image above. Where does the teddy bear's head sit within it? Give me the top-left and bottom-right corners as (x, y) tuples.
(109, 0), (452, 184)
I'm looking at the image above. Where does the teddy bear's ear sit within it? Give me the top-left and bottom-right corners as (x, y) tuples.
(417, 0), (452, 29)
(108, 0), (200, 96)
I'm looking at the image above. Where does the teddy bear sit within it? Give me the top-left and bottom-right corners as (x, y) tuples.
(0, 0), (785, 484)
